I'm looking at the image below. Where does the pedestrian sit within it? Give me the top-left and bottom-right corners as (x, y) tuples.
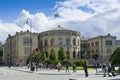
(35, 63), (38, 72)
(107, 62), (112, 77)
(107, 61), (116, 77)
(65, 63), (69, 73)
(72, 63), (77, 73)
(57, 62), (61, 72)
(102, 62), (107, 77)
(83, 62), (88, 77)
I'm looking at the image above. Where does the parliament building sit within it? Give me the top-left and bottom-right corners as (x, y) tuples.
(3, 25), (120, 65)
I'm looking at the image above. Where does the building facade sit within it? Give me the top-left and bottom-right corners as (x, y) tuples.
(3, 25), (119, 65)
(116, 40), (120, 48)
(3, 30), (38, 66)
(81, 34), (116, 63)
(38, 25), (81, 59)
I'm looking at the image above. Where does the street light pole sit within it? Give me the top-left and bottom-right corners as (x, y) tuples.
(26, 18), (33, 71)
(8, 34), (12, 68)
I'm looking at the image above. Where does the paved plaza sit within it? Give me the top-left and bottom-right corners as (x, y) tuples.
(0, 66), (120, 80)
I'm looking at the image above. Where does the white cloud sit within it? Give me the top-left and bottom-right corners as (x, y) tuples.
(0, 0), (120, 43)
(0, 22), (22, 42)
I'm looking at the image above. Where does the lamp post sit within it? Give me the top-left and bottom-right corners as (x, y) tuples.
(92, 54), (99, 74)
(26, 18), (34, 71)
(8, 34), (12, 68)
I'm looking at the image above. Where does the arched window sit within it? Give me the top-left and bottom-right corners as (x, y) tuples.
(77, 39), (80, 46)
(51, 38), (54, 46)
(58, 37), (63, 47)
(66, 51), (70, 59)
(45, 39), (48, 46)
(73, 38), (76, 46)
(66, 38), (70, 46)
(73, 51), (76, 58)
(40, 39), (42, 47)
(46, 52), (48, 58)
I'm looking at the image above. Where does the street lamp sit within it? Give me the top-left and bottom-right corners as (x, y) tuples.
(8, 34), (12, 68)
(26, 18), (34, 71)
(92, 54), (99, 74)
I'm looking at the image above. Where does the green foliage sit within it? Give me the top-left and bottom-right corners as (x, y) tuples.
(39, 50), (45, 63)
(58, 47), (66, 63)
(45, 59), (51, 64)
(27, 49), (46, 63)
(73, 59), (87, 66)
(49, 48), (57, 64)
(28, 52), (35, 62)
(66, 52), (70, 59)
(110, 47), (120, 66)
(62, 59), (72, 65)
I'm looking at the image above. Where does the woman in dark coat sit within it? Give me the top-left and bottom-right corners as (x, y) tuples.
(83, 62), (88, 77)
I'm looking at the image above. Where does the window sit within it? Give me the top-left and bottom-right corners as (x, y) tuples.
(40, 39), (42, 47)
(25, 48), (31, 54)
(46, 52), (48, 58)
(51, 38), (54, 46)
(87, 43), (90, 48)
(81, 44), (86, 48)
(95, 41), (99, 47)
(96, 49), (99, 53)
(91, 42), (94, 47)
(73, 51), (76, 58)
(73, 38), (76, 46)
(45, 39), (48, 46)
(58, 37), (63, 46)
(107, 48), (112, 53)
(66, 38), (70, 46)
(23, 37), (32, 45)
(77, 39), (80, 46)
(106, 40), (112, 46)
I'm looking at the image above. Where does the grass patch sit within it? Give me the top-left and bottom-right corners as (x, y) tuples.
(62, 66), (94, 70)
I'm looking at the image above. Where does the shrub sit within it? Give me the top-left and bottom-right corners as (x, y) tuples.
(73, 59), (88, 66)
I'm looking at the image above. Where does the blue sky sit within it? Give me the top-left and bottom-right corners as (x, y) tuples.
(0, 0), (64, 22)
(0, 0), (120, 42)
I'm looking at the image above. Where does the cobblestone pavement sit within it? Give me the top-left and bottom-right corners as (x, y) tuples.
(0, 67), (120, 80)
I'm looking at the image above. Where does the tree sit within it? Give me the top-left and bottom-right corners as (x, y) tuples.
(28, 51), (35, 62)
(39, 50), (45, 63)
(58, 47), (66, 64)
(110, 47), (120, 66)
(49, 48), (57, 64)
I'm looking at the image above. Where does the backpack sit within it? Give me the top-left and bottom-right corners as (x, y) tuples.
(102, 64), (106, 68)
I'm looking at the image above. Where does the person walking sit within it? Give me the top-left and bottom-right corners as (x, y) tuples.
(107, 62), (112, 77)
(65, 63), (69, 73)
(107, 61), (116, 77)
(102, 62), (107, 77)
(72, 63), (77, 73)
(57, 62), (61, 72)
(83, 62), (88, 77)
